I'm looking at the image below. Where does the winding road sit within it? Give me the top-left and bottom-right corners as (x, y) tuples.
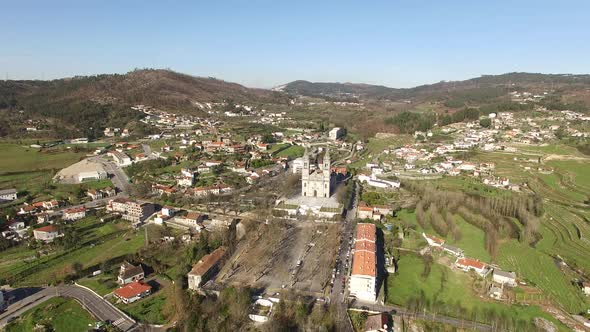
(0, 285), (136, 331)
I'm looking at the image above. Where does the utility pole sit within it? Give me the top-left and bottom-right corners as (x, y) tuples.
(144, 226), (148, 247)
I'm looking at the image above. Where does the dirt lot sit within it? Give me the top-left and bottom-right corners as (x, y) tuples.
(217, 220), (340, 296)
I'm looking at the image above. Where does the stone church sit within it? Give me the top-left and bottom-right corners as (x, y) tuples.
(301, 148), (336, 198)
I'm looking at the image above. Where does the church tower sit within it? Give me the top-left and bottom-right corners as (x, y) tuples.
(323, 148), (331, 173)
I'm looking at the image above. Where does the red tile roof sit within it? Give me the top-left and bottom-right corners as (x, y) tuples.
(457, 257), (486, 270)
(114, 281), (151, 299)
(36, 225), (58, 233)
(351, 250), (376, 277)
(355, 223), (376, 242)
(189, 247), (226, 276)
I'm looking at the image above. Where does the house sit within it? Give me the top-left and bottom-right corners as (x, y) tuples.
(188, 247), (226, 290)
(357, 204), (375, 219)
(63, 207), (86, 221)
(349, 223), (378, 302)
(179, 212), (206, 228)
(161, 206), (175, 218)
(492, 270), (517, 287)
(114, 281), (152, 304)
(455, 257), (488, 276)
(364, 312), (390, 332)
(109, 151), (132, 167)
(441, 244), (464, 257)
(117, 261), (145, 285)
(422, 233), (444, 248)
(33, 225), (62, 242)
(329, 127), (345, 140)
(0, 188), (18, 201)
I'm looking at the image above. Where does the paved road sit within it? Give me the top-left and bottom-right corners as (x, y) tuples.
(0, 285), (136, 331)
(350, 301), (493, 332)
(329, 180), (358, 332)
(88, 155), (131, 194)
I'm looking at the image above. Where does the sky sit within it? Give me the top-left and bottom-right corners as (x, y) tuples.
(1, 0), (589, 88)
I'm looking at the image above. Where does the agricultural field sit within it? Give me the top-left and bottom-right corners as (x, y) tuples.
(0, 216), (145, 286)
(4, 297), (95, 332)
(0, 142), (87, 174)
(386, 254), (568, 331)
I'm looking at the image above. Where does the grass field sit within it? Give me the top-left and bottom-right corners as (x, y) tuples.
(0, 217), (145, 285)
(5, 297), (95, 332)
(497, 239), (588, 313)
(274, 145), (305, 158)
(120, 293), (167, 324)
(78, 274), (119, 296)
(0, 142), (87, 174)
(387, 254), (568, 330)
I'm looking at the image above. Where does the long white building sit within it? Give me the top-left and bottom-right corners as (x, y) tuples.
(349, 223), (378, 302)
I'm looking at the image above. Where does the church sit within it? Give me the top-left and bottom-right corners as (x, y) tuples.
(301, 148), (336, 198)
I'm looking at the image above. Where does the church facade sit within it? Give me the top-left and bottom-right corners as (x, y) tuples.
(301, 148), (335, 198)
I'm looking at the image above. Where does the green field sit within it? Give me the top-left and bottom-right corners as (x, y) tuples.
(78, 274), (119, 296)
(274, 145), (305, 158)
(0, 142), (87, 174)
(387, 254), (568, 330)
(0, 217), (145, 285)
(5, 297), (95, 332)
(496, 239), (588, 313)
(119, 293), (167, 324)
(444, 216), (491, 262)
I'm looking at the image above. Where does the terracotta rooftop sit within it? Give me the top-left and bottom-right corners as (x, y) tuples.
(354, 239), (376, 253)
(351, 250), (376, 277)
(457, 257), (486, 270)
(114, 281), (151, 299)
(189, 247), (226, 276)
(35, 225), (58, 233)
(355, 223), (376, 242)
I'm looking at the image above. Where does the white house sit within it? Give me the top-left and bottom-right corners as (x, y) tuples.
(493, 270), (517, 287)
(0, 188), (18, 201)
(33, 225), (62, 242)
(329, 127), (345, 140)
(456, 257), (488, 276)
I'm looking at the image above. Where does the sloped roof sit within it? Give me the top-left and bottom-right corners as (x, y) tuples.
(189, 247), (226, 276)
(114, 281), (151, 299)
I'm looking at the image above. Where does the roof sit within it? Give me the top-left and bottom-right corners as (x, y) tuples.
(493, 269), (516, 279)
(119, 262), (144, 280)
(351, 250), (376, 277)
(354, 239), (376, 253)
(364, 313), (388, 331)
(35, 225), (58, 233)
(0, 188), (17, 195)
(355, 223), (376, 242)
(457, 257), (486, 270)
(189, 247), (226, 276)
(424, 233), (444, 245)
(114, 281), (151, 299)
(64, 206), (86, 214)
(186, 212), (203, 221)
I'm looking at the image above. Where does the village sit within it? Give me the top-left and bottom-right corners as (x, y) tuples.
(1, 96), (590, 332)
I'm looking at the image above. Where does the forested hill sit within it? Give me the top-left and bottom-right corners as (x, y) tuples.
(277, 73), (590, 101)
(0, 69), (287, 139)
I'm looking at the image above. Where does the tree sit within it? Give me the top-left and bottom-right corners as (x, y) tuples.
(479, 118), (492, 128)
(71, 261), (83, 277)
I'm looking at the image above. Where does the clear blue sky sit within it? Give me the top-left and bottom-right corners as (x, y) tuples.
(2, 0), (589, 88)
